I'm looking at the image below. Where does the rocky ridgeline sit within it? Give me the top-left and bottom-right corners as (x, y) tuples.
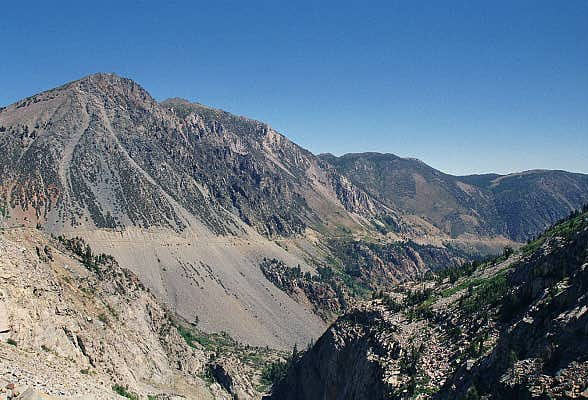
(0, 228), (283, 399)
(2, 74), (587, 247)
(268, 208), (588, 399)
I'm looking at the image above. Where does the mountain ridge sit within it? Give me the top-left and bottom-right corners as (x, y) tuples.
(0, 73), (398, 348)
(1, 73), (587, 350)
(320, 152), (588, 241)
(321, 151), (586, 178)
(0, 72), (393, 236)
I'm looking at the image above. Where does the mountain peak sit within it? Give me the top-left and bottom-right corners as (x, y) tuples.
(67, 72), (158, 110)
(160, 97), (193, 105)
(79, 71), (123, 81)
(75, 72), (144, 91)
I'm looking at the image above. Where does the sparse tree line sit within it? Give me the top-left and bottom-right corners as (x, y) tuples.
(55, 235), (115, 273)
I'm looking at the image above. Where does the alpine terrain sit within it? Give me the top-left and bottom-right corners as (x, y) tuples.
(0, 73), (586, 399)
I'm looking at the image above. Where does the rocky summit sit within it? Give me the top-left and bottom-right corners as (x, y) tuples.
(0, 74), (587, 399)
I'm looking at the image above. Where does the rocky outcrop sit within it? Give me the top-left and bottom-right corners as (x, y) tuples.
(325, 239), (465, 288)
(0, 228), (278, 399)
(259, 258), (348, 321)
(259, 239), (466, 323)
(441, 214), (588, 399)
(266, 307), (394, 400)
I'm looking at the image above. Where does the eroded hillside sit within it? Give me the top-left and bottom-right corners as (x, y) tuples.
(0, 227), (285, 399)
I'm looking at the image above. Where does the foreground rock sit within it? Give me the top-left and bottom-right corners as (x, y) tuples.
(0, 228), (280, 399)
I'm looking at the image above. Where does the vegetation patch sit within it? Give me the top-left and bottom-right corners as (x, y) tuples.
(112, 384), (139, 400)
(56, 235), (114, 273)
(174, 321), (286, 385)
(458, 272), (508, 314)
(259, 346), (301, 392)
(522, 206), (588, 255)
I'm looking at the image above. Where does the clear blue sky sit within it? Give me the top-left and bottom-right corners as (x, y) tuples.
(1, 0), (586, 175)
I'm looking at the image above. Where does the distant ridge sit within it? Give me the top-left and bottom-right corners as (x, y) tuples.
(321, 152), (588, 241)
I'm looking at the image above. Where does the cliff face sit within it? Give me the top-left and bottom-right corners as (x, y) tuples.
(268, 208), (588, 400)
(265, 307), (394, 400)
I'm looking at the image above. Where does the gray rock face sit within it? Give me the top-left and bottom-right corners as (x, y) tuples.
(267, 308), (393, 400)
(0, 228), (281, 399)
(442, 220), (588, 399)
(0, 228), (209, 398)
(0, 73), (387, 237)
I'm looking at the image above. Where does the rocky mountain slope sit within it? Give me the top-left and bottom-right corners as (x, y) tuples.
(0, 227), (285, 399)
(0, 74), (388, 236)
(267, 204), (588, 399)
(1, 73), (586, 350)
(0, 73), (386, 348)
(321, 152), (588, 241)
